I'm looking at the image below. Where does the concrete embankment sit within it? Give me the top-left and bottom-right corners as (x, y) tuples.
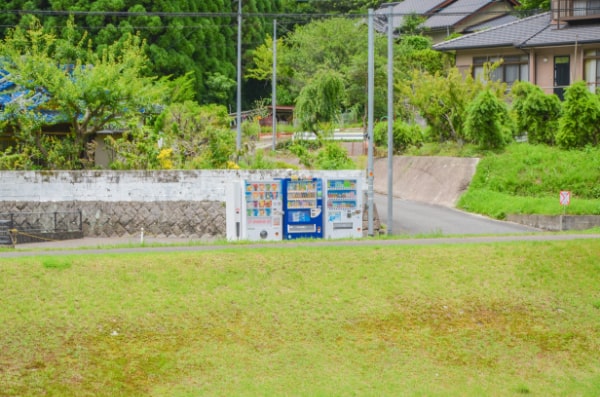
(373, 156), (479, 207)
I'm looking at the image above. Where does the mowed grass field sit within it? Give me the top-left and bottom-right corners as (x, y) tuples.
(1, 239), (600, 396)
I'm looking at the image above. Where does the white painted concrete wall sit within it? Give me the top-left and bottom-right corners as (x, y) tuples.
(0, 170), (365, 202)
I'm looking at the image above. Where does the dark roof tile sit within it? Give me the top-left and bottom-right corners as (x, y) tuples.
(433, 12), (552, 50)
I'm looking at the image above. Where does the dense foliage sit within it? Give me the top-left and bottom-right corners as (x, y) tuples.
(0, 0), (283, 106)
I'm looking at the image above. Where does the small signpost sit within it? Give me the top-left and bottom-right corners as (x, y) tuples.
(560, 191), (571, 206)
(559, 191), (571, 231)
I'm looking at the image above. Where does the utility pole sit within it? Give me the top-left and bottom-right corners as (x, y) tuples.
(367, 9), (375, 237)
(236, 0), (242, 151)
(272, 19), (277, 151)
(387, 6), (394, 235)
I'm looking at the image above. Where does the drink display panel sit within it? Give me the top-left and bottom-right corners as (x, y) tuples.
(283, 178), (323, 239)
(243, 180), (283, 241)
(325, 178), (363, 238)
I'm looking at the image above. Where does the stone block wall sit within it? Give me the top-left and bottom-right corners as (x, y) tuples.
(0, 200), (224, 238)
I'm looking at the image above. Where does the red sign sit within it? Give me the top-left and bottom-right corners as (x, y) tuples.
(560, 191), (571, 206)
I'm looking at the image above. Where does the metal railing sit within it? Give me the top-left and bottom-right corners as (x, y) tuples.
(0, 210), (83, 246)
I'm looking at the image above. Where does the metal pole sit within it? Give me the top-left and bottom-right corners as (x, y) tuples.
(367, 9), (375, 237)
(387, 6), (394, 235)
(272, 19), (277, 151)
(236, 0), (242, 151)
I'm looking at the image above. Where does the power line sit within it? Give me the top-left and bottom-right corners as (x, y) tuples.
(2, 8), (537, 20)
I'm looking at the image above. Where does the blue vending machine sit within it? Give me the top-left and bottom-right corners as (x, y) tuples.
(283, 177), (324, 239)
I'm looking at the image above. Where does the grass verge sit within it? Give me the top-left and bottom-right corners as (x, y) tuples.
(1, 239), (600, 396)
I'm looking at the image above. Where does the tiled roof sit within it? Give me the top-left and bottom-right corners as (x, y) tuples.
(463, 13), (520, 32)
(433, 12), (552, 50)
(424, 0), (497, 29)
(375, 0), (449, 32)
(433, 11), (600, 50)
(521, 22), (600, 47)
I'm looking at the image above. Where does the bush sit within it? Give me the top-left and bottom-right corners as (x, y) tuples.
(556, 81), (600, 148)
(511, 81), (561, 145)
(374, 120), (424, 153)
(464, 89), (513, 149)
(314, 142), (355, 170)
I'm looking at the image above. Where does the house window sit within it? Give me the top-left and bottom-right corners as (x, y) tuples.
(584, 49), (600, 92)
(473, 55), (529, 85)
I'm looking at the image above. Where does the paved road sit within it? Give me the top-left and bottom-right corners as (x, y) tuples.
(373, 193), (539, 235)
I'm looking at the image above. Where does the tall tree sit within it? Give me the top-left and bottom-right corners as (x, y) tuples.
(0, 18), (169, 168)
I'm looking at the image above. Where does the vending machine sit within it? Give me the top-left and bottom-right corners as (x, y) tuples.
(282, 177), (324, 239)
(241, 180), (283, 241)
(325, 178), (363, 239)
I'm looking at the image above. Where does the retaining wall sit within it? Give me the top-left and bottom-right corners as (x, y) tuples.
(0, 170), (366, 239)
(506, 214), (600, 232)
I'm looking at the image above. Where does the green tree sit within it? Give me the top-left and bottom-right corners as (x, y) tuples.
(280, 17), (390, 122)
(295, 70), (347, 135)
(0, 18), (169, 168)
(464, 89), (513, 149)
(401, 68), (506, 143)
(399, 13), (427, 35)
(0, 0), (283, 106)
(143, 102), (233, 169)
(511, 81), (561, 145)
(556, 81), (600, 148)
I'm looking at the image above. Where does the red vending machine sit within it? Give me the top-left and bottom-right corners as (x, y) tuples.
(241, 180), (283, 241)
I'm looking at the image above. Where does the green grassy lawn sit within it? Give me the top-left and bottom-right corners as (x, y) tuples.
(2, 239), (600, 396)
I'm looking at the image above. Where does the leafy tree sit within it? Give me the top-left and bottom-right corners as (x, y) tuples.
(105, 124), (162, 170)
(396, 35), (449, 77)
(295, 70), (347, 135)
(0, 0), (283, 106)
(401, 67), (506, 143)
(147, 102), (232, 168)
(511, 81), (561, 145)
(556, 81), (600, 148)
(278, 17), (390, 122)
(399, 13), (427, 35)
(464, 89), (513, 149)
(0, 18), (170, 168)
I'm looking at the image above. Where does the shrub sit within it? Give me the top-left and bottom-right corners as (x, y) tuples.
(374, 121), (424, 153)
(464, 89), (513, 149)
(511, 81), (561, 145)
(556, 81), (600, 148)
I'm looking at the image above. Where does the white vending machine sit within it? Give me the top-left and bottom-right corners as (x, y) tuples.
(241, 180), (283, 241)
(325, 178), (363, 239)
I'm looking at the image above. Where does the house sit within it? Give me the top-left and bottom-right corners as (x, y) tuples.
(433, 1), (600, 98)
(375, 0), (520, 43)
